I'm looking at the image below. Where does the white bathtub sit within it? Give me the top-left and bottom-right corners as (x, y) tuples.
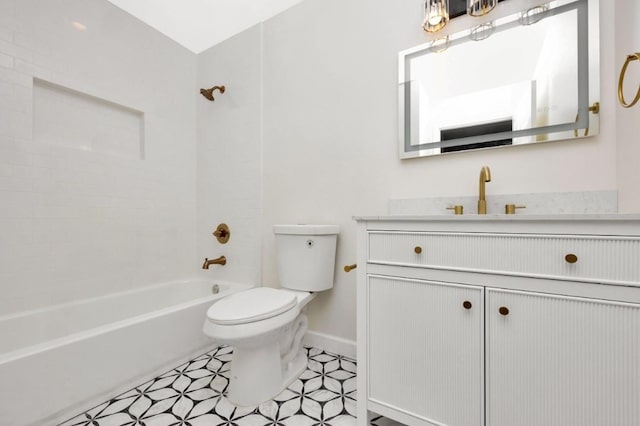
(0, 279), (251, 426)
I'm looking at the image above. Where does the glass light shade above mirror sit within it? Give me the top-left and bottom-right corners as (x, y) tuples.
(399, 0), (600, 159)
(423, 0), (450, 32)
(468, 0), (498, 16)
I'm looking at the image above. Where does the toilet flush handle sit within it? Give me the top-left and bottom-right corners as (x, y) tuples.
(344, 264), (357, 272)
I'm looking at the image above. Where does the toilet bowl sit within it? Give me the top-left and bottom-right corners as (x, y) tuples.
(202, 224), (339, 406)
(203, 287), (314, 406)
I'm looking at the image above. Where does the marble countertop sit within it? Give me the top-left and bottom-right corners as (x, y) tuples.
(354, 213), (640, 222)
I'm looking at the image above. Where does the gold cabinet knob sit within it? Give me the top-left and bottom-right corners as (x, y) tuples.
(565, 253), (578, 264)
(414, 246), (423, 254)
(499, 306), (510, 316)
(463, 300), (472, 310)
(344, 264), (357, 272)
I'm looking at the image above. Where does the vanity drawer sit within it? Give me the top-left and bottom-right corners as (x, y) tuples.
(368, 231), (640, 285)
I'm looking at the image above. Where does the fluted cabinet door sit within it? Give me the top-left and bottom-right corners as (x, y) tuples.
(487, 288), (640, 426)
(367, 276), (484, 426)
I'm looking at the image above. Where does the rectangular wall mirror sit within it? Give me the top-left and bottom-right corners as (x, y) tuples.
(399, 0), (600, 159)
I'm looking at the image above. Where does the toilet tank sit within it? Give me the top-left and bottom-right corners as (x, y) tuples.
(273, 225), (339, 292)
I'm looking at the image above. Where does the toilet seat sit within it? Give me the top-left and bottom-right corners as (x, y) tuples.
(207, 287), (297, 325)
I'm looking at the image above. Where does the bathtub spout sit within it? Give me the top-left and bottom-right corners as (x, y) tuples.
(202, 256), (227, 269)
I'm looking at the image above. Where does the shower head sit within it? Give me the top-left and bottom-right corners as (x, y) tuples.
(200, 85), (225, 101)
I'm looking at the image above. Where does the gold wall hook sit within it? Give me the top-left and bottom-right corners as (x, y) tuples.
(573, 102), (600, 137)
(200, 85), (226, 101)
(618, 53), (640, 108)
(213, 223), (230, 244)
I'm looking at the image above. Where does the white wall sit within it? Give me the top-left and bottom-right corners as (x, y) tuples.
(258, 0), (621, 342)
(0, 0), (197, 315)
(256, 0), (620, 342)
(197, 26), (263, 285)
(615, 0), (640, 212)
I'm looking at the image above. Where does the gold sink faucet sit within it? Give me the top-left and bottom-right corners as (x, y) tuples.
(478, 166), (491, 214)
(202, 256), (227, 269)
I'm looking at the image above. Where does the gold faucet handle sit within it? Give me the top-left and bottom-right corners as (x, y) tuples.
(505, 204), (526, 215)
(212, 223), (230, 244)
(446, 205), (464, 215)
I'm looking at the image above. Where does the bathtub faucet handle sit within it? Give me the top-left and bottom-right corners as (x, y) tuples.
(212, 223), (230, 244)
(202, 256), (227, 269)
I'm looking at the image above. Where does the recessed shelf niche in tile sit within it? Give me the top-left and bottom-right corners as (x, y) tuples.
(33, 79), (144, 159)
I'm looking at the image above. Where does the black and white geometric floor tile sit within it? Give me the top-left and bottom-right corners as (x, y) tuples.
(59, 346), (368, 426)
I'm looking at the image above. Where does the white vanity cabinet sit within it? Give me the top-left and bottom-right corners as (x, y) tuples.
(486, 288), (640, 426)
(367, 276), (484, 426)
(355, 216), (640, 426)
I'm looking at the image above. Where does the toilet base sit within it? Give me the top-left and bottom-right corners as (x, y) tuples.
(205, 297), (314, 407)
(227, 343), (307, 406)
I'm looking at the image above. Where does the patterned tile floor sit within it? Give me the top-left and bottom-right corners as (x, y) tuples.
(60, 346), (386, 426)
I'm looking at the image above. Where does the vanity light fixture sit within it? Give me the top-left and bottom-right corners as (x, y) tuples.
(469, 21), (495, 41)
(519, 3), (549, 25)
(423, 0), (449, 33)
(430, 36), (451, 53)
(467, 0), (497, 16)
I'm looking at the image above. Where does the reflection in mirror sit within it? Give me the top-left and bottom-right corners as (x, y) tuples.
(399, 0), (599, 158)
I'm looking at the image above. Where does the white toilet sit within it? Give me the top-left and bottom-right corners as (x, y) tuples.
(202, 224), (339, 406)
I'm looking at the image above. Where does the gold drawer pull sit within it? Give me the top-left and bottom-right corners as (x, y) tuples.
(414, 246), (423, 254)
(463, 300), (472, 310)
(499, 306), (510, 316)
(565, 253), (578, 264)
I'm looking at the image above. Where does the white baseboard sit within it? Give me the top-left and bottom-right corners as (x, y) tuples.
(304, 330), (357, 360)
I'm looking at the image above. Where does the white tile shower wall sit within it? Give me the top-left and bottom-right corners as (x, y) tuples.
(196, 26), (263, 286)
(0, 0), (198, 316)
(33, 79), (144, 159)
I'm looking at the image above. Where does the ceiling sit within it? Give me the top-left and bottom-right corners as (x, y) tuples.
(106, 0), (304, 53)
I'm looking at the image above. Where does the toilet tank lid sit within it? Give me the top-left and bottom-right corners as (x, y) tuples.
(273, 224), (339, 235)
